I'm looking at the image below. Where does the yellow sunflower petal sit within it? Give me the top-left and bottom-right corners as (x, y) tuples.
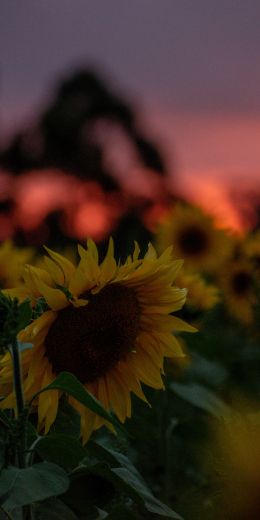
(86, 238), (99, 263)
(100, 238), (117, 282)
(38, 364), (57, 433)
(44, 247), (75, 284)
(3, 287), (31, 301)
(169, 316), (197, 333)
(137, 332), (164, 369)
(117, 362), (149, 404)
(44, 256), (64, 285)
(29, 270), (67, 310)
(144, 243), (157, 260)
(129, 351), (164, 389)
(132, 241), (140, 261)
(106, 373), (128, 422)
(0, 392), (16, 411)
(154, 332), (185, 357)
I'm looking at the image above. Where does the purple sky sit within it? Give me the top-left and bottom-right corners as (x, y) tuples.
(2, 1), (260, 118)
(1, 0), (260, 225)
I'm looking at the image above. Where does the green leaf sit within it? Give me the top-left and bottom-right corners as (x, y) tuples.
(26, 421), (39, 448)
(35, 497), (78, 520)
(35, 434), (86, 471)
(0, 462), (69, 512)
(63, 468), (115, 517)
(83, 442), (182, 519)
(95, 509), (109, 519)
(17, 300), (32, 332)
(186, 353), (228, 387)
(75, 461), (181, 519)
(32, 297), (49, 320)
(30, 372), (125, 436)
(170, 382), (231, 419)
(110, 465), (181, 518)
(0, 410), (14, 431)
(95, 505), (138, 520)
(0, 467), (18, 503)
(50, 398), (81, 438)
(112, 467), (181, 518)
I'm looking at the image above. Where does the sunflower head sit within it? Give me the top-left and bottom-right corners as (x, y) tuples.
(155, 203), (233, 273)
(176, 270), (219, 311)
(44, 283), (140, 384)
(244, 230), (260, 275)
(210, 404), (260, 519)
(0, 238), (195, 442)
(218, 259), (257, 324)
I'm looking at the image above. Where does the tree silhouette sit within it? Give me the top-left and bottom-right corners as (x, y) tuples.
(0, 68), (175, 253)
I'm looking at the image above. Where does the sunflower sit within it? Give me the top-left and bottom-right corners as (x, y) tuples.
(244, 230), (260, 276)
(156, 203), (232, 273)
(218, 259), (257, 324)
(210, 404), (260, 519)
(0, 240), (34, 289)
(0, 239), (195, 442)
(176, 270), (219, 311)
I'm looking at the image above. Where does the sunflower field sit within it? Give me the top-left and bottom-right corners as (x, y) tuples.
(0, 61), (260, 520)
(0, 195), (259, 520)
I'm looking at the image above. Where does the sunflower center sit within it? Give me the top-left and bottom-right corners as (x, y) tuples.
(232, 271), (252, 296)
(178, 225), (209, 256)
(45, 284), (140, 383)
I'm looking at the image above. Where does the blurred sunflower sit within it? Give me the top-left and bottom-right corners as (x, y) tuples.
(0, 240), (34, 289)
(244, 230), (260, 275)
(211, 405), (260, 519)
(0, 239), (195, 442)
(176, 271), (219, 311)
(218, 259), (257, 324)
(156, 203), (232, 273)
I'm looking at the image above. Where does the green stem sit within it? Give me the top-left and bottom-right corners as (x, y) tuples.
(10, 339), (25, 417)
(9, 339), (26, 469)
(9, 339), (32, 519)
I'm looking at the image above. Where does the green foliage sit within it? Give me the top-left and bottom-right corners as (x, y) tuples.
(32, 297), (49, 320)
(85, 441), (182, 519)
(0, 246), (259, 519)
(50, 398), (81, 438)
(0, 293), (31, 352)
(60, 440), (182, 519)
(16, 300), (32, 334)
(170, 382), (231, 418)
(0, 462), (69, 513)
(35, 434), (86, 472)
(35, 497), (78, 520)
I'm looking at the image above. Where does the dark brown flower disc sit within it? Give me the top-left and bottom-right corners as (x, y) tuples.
(45, 284), (140, 383)
(177, 225), (209, 256)
(232, 271), (252, 296)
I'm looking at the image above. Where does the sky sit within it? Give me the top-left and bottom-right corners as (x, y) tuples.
(1, 1), (260, 229)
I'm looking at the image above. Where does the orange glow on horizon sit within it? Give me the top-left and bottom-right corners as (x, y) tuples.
(72, 202), (113, 241)
(0, 159), (256, 245)
(176, 170), (246, 233)
(2, 110), (260, 240)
